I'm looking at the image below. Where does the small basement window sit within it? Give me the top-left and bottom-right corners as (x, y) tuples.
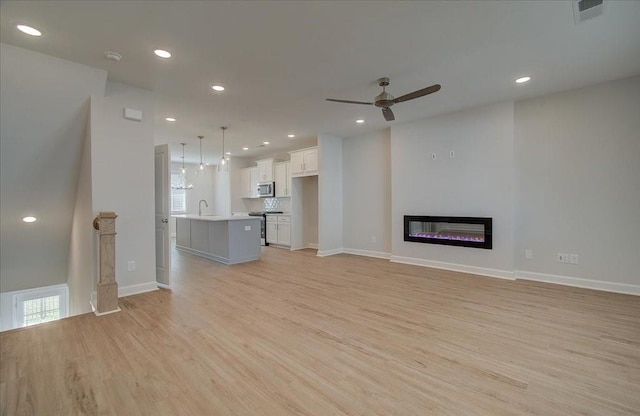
(13, 285), (68, 329)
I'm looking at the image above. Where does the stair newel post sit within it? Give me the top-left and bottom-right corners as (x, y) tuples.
(93, 211), (120, 315)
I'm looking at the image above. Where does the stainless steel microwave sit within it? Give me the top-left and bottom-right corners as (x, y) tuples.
(257, 182), (275, 198)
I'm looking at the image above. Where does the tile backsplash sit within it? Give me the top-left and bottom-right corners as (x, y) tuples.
(264, 198), (290, 212)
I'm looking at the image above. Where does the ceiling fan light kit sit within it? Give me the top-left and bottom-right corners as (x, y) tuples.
(326, 77), (441, 122)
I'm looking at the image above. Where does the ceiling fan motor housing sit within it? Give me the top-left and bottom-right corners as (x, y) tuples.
(375, 91), (395, 107)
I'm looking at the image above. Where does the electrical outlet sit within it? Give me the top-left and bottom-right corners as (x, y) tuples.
(570, 254), (579, 265)
(525, 250), (533, 259)
(127, 261), (136, 271)
(557, 253), (569, 263)
(244, 225), (251, 231)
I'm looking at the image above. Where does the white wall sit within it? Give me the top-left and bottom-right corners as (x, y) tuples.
(391, 102), (515, 277)
(0, 43), (106, 293)
(91, 81), (156, 294)
(318, 135), (344, 255)
(342, 128), (392, 256)
(211, 168), (231, 217)
(515, 76), (640, 287)
(66, 115), (96, 316)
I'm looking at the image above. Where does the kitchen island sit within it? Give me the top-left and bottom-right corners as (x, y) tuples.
(173, 215), (261, 264)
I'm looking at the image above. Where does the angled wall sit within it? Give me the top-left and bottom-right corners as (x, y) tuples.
(0, 43), (106, 293)
(66, 109), (96, 316)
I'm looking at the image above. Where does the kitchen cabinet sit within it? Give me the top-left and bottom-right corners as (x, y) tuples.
(240, 166), (260, 198)
(256, 158), (274, 182)
(274, 161), (291, 197)
(173, 215), (261, 264)
(176, 218), (191, 248)
(240, 168), (251, 198)
(249, 167), (258, 197)
(266, 215), (290, 247)
(288, 147), (318, 177)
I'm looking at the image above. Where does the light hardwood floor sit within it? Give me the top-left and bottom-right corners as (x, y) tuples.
(2, 246), (639, 415)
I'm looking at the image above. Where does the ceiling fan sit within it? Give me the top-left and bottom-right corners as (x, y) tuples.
(326, 77), (441, 121)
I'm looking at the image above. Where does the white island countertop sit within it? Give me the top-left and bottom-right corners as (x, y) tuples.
(172, 214), (258, 222)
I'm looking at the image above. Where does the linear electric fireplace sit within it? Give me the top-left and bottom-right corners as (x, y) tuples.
(404, 216), (492, 249)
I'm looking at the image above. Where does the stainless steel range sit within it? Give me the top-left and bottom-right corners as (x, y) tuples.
(248, 211), (283, 246)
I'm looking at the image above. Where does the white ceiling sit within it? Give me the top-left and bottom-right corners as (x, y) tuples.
(1, 0), (639, 163)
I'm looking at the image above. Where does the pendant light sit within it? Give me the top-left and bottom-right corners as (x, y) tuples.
(180, 142), (186, 174)
(217, 127), (229, 172)
(198, 135), (205, 171)
(172, 142), (193, 190)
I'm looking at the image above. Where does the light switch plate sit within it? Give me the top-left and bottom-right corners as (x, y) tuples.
(244, 225), (251, 231)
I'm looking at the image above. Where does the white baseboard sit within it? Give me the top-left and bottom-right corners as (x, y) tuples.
(89, 300), (121, 316)
(290, 244), (318, 251)
(118, 281), (159, 297)
(515, 270), (640, 296)
(317, 248), (344, 257)
(343, 248), (391, 260)
(390, 255), (515, 280)
(156, 283), (171, 290)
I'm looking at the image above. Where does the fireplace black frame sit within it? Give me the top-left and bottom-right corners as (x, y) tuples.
(404, 216), (492, 249)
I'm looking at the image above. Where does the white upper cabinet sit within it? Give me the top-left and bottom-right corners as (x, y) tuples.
(249, 167), (259, 197)
(274, 161), (291, 197)
(240, 167), (252, 198)
(240, 167), (259, 198)
(256, 158), (274, 183)
(288, 147), (318, 177)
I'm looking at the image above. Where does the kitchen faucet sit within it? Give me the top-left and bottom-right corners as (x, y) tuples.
(198, 199), (208, 216)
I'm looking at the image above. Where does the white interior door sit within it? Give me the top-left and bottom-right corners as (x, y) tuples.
(154, 144), (171, 287)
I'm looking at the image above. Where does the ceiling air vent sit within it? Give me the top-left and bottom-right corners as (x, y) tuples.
(573, 0), (604, 23)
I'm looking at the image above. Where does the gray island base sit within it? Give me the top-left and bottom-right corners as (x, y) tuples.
(174, 215), (262, 264)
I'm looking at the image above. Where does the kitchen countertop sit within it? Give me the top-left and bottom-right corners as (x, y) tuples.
(172, 214), (258, 222)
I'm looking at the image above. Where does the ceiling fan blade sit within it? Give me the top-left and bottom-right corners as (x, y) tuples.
(393, 84), (441, 104)
(325, 98), (374, 105)
(382, 107), (395, 121)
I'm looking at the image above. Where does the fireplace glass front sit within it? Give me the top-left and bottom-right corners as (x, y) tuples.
(404, 216), (492, 249)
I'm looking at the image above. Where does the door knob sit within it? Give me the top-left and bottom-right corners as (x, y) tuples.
(161, 218), (168, 223)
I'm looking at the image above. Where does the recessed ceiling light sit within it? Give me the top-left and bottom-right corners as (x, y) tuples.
(205, 162), (210, 166)
(16, 24), (42, 37)
(104, 51), (122, 62)
(288, 134), (295, 138)
(356, 119), (365, 124)
(165, 117), (176, 122)
(263, 141), (270, 145)
(242, 147), (249, 151)
(154, 49), (172, 59)
(225, 152), (231, 155)
(515, 76), (531, 84)
(22, 216), (37, 223)
(211, 85), (225, 92)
